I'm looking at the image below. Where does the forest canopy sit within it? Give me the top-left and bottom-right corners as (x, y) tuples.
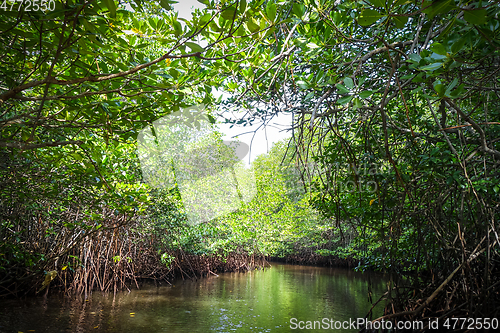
(1, 0), (500, 324)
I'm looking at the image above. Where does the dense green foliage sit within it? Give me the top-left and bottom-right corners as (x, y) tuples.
(143, 140), (327, 257)
(196, 0), (500, 319)
(1, 0), (500, 322)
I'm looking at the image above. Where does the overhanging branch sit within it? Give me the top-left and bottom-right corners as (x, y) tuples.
(0, 140), (83, 150)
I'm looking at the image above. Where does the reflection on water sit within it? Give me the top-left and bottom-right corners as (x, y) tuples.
(0, 263), (388, 332)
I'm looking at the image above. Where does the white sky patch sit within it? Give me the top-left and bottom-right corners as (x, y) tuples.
(175, 0), (205, 20)
(215, 108), (293, 166)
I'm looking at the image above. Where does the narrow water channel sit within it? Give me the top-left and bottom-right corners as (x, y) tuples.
(0, 263), (388, 332)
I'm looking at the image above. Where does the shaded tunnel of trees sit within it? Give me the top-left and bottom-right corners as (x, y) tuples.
(1, 0), (499, 328)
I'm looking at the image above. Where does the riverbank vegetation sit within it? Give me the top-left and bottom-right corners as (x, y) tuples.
(1, 0), (499, 327)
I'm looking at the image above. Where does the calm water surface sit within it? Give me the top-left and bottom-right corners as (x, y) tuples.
(0, 263), (388, 332)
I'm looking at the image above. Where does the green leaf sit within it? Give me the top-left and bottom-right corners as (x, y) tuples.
(358, 9), (383, 26)
(266, 2), (277, 22)
(222, 8), (236, 20)
(82, 19), (95, 33)
(444, 78), (458, 97)
(463, 9), (487, 25)
(296, 80), (309, 89)
(338, 95), (353, 105)
(369, 0), (386, 7)
(71, 153), (83, 161)
(359, 90), (373, 99)
(433, 80), (445, 96)
(292, 4), (306, 19)
(449, 83), (465, 98)
(449, 61), (461, 70)
(343, 77), (354, 90)
(306, 42), (320, 49)
(239, 0), (247, 13)
(423, 0), (455, 19)
(408, 54), (421, 63)
(173, 20), (183, 36)
(430, 52), (447, 60)
(185, 42), (204, 53)
(439, 17), (456, 38)
(148, 18), (157, 30)
(420, 62), (443, 71)
(21, 131), (30, 142)
(451, 38), (466, 54)
(336, 83), (350, 94)
(305, 92), (315, 101)
(246, 18), (260, 32)
(104, 0), (116, 18)
(352, 98), (362, 110)
(430, 43), (447, 56)
(393, 16), (408, 28)
(331, 11), (345, 25)
(394, 0), (410, 6)
(160, 0), (173, 10)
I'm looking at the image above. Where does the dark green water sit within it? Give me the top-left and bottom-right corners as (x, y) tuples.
(0, 263), (388, 332)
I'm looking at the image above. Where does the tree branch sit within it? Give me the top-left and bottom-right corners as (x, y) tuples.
(0, 140), (83, 150)
(446, 99), (500, 158)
